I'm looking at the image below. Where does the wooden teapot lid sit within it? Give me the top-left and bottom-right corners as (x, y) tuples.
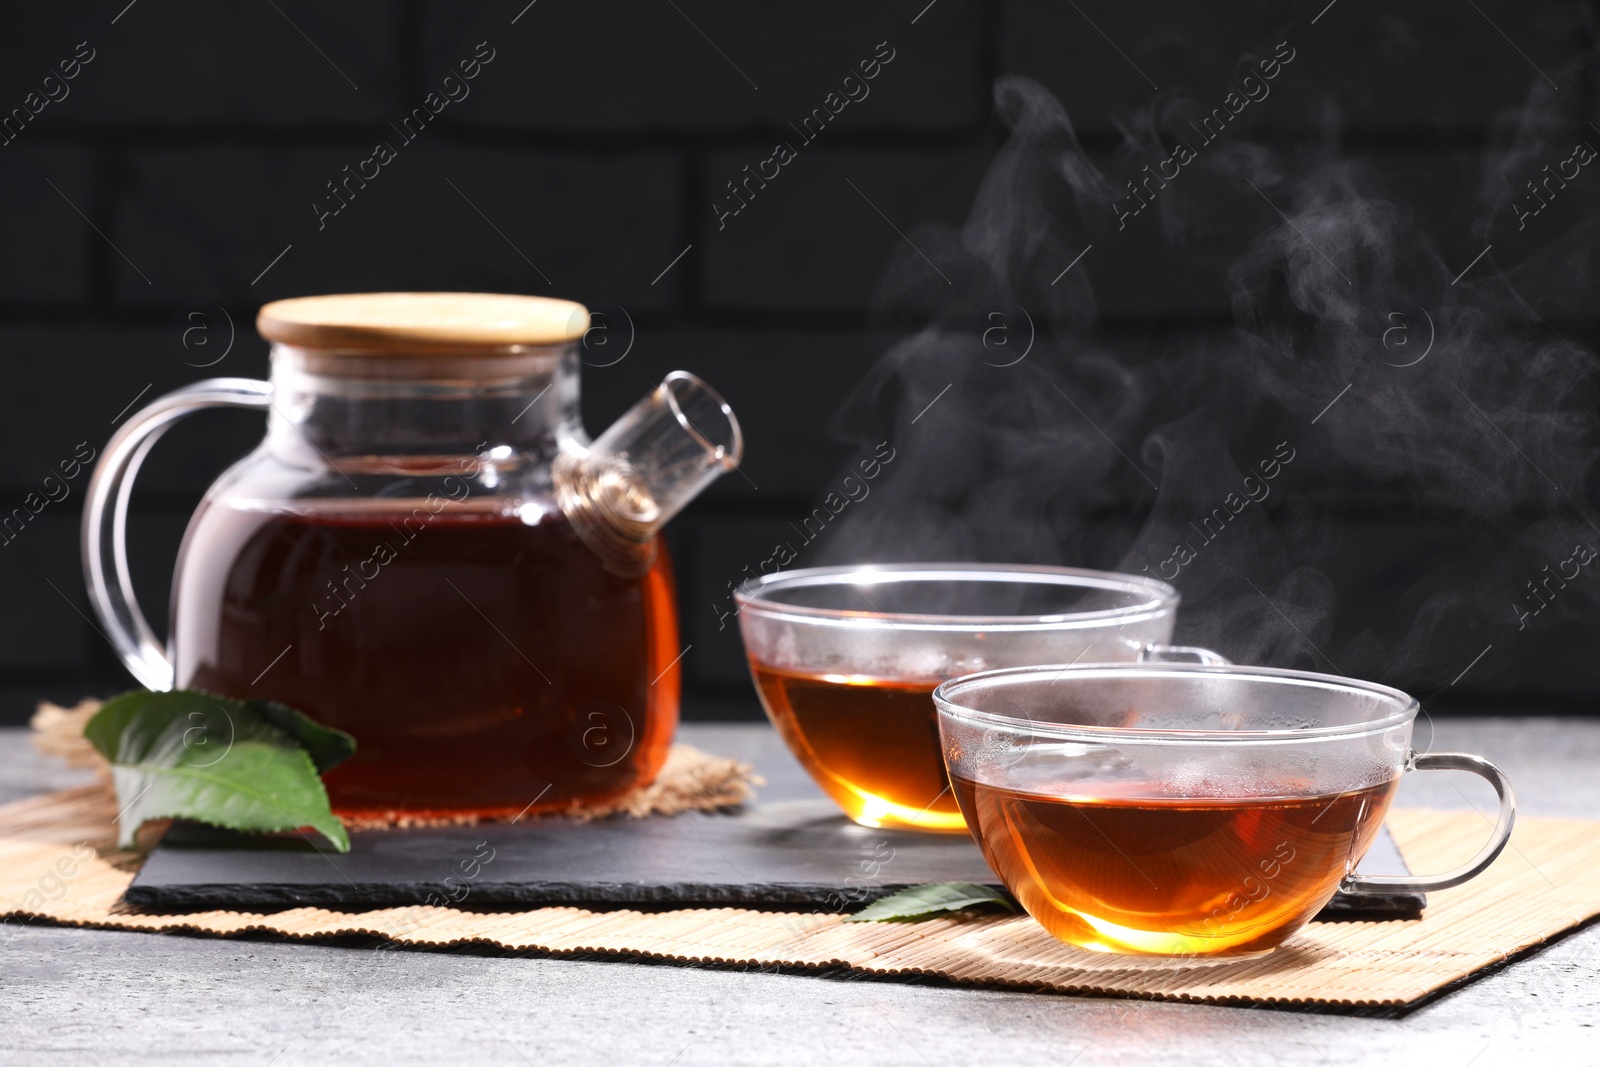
(257, 292), (589, 351)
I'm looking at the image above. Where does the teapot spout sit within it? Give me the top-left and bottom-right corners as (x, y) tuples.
(555, 370), (743, 575)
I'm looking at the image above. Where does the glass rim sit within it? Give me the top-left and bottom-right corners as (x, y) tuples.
(933, 662), (1420, 742)
(732, 563), (1180, 632)
(662, 370), (743, 470)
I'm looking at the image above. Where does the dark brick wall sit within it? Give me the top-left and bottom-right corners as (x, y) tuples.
(0, 1), (1594, 722)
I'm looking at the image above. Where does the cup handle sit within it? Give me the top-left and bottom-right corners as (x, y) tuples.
(1340, 751), (1517, 895)
(1138, 643), (1231, 666)
(81, 378), (272, 691)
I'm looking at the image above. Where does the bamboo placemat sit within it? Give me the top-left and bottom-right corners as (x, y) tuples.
(29, 700), (760, 827)
(3, 784), (1597, 1009)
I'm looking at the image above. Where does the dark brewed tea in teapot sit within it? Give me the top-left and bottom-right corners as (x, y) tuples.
(174, 502), (679, 818)
(83, 293), (743, 818)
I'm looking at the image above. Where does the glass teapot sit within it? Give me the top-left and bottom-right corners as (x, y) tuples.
(81, 292), (743, 819)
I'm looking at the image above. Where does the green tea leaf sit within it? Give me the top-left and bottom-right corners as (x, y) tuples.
(844, 882), (1017, 923)
(243, 700), (356, 774)
(85, 689), (352, 853)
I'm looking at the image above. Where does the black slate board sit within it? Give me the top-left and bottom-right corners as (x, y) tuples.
(126, 799), (994, 909)
(126, 730), (1424, 918)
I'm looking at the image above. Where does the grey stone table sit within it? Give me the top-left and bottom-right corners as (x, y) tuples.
(3, 717), (1599, 1067)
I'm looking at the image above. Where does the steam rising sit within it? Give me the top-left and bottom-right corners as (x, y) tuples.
(814, 52), (1600, 702)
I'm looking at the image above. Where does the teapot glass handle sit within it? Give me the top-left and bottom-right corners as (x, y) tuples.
(81, 378), (272, 691)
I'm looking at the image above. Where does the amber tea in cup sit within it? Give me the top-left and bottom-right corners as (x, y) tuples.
(750, 667), (956, 828)
(950, 776), (1396, 954)
(937, 663), (1517, 957)
(736, 565), (1190, 832)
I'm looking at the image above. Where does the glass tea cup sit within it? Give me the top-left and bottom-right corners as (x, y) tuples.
(734, 564), (1210, 833)
(936, 663), (1516, 958)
